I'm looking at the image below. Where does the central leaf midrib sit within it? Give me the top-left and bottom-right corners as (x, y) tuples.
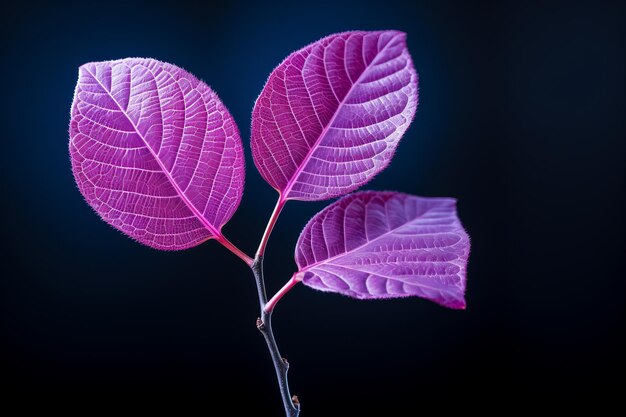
(83, 65), (222, 238)
(281, 33), (402, 199)
(299, 198), (447, 273)
(314, 263), (460, 295)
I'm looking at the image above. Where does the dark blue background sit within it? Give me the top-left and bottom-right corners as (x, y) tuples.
(1, 0), (624, 413)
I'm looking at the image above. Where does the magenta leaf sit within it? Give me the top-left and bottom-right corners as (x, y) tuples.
(69, 58), (245, 250)
(295, 192), (470, 309)
(251, 31), (418, 201)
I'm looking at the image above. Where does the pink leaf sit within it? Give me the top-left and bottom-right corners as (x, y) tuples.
(69, 58), (245, 250)
(251, 31), (418, 201)
(295, 192), (470, 309)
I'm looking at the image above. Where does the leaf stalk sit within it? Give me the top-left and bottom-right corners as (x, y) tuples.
(264, 274), (301, 314)
(255, 196), (287, 258)
(216, 234), (254, 266)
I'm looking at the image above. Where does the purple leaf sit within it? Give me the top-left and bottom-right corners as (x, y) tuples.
(295, 192), (470, 309)
(69, 58), (245, 250)
(251, 31), (418, 201)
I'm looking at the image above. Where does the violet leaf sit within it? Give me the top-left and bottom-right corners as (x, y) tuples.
(69, 58), (245, 250)
(295, 191), (469, 309)
(251, 31), (418, 201)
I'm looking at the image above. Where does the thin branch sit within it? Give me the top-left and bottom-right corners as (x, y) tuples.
(252, 257), (268, 310)
(265, 274), (301, 314)
(255, 196), (287, 258)
(252, 257), (300, 417)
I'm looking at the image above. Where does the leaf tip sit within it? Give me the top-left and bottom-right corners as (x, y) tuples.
(382, 30), (408, 46)
(447, 297), (467, 310)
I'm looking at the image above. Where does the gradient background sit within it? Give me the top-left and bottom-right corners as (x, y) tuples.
(1, 0), (624, 413)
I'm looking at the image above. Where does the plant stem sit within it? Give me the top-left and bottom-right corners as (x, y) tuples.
(216, 234), (254, 266)
(265, 275), (301, 314)
(252, 257), (300, 417)
(255, 196), (287, 258)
